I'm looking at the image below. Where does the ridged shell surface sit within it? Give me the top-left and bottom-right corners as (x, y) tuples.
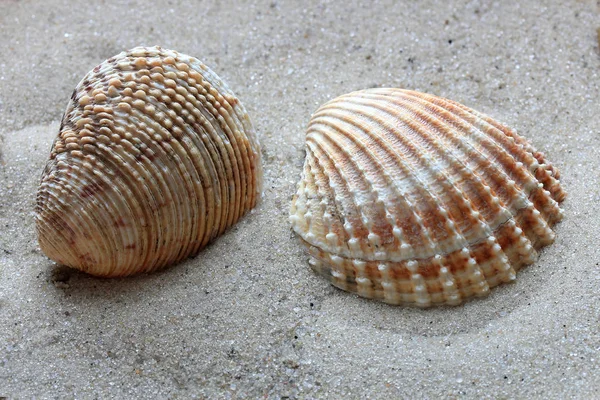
(290, 88), (565, 307)
(36, 46), (262, 277)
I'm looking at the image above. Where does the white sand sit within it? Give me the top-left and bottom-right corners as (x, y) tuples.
(1, 0), (599, 398)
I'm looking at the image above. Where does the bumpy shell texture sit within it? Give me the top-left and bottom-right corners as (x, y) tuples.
(36, 46), (262, 277)
(290, 88), (566, 307)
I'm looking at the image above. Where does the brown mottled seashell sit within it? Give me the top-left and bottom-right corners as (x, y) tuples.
(36, 46), (262, 277)
(290, 88), (565, 307)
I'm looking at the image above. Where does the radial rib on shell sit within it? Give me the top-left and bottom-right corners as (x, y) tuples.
(36, 46), (262, 277)
(290, 88), (565, 306)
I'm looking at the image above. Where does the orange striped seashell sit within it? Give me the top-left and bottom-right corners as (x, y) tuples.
(290, 88), (565, 307)
(36, 46), (262, 277)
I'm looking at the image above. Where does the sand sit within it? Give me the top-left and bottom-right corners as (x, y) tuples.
(1, 0), (599, 398)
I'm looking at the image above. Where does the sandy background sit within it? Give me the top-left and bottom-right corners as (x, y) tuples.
(1, 0), (599, 398)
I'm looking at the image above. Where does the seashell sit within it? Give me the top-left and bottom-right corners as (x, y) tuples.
(290, 88), (566, 307)
(35, 46), (262, 277)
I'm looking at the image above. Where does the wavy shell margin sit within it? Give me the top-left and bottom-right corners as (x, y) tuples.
(290, 88), (565, 306)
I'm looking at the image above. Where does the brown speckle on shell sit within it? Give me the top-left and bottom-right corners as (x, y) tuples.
(290, 88), (565, 307)
(36, 46), (262, 277)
